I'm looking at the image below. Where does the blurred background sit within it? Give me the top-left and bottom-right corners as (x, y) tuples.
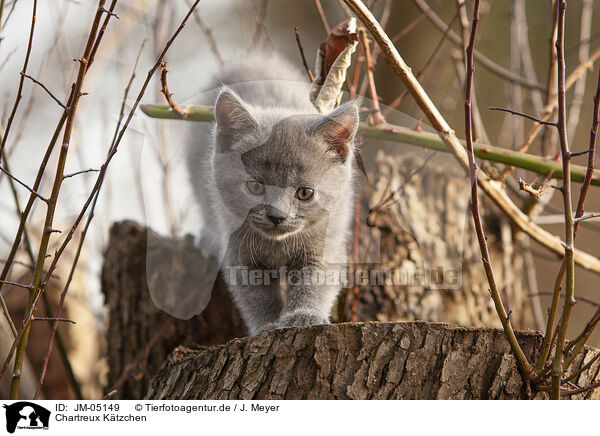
(0, 0), (599, 399)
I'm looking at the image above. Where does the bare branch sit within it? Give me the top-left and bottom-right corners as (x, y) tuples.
(0, 165), (48, 202)
(21, 73), (66, 108)
(187, 0), (224, 66)
(0, 280), (30, 290)
(159, 61), (187, 119)
(33, 317), (76, 325)
(489, 106), (557, 126)
(63, 168), (100, 179)
(574, 213), (600, 223)
(566, 0), (593, 141)
(0, 0), (37, 161)
(314, 0), (331, 35)
(384, 9), (459, 114)
(550, 0), (575, 400)
(359, 28), (385, 125)
(410, 0), (545, 91)
(294, 26), (314, 82)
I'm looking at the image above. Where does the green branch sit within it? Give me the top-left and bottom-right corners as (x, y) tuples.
(140, 103), (600, 187)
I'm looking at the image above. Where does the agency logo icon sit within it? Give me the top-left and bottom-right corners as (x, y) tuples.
(3, 402), (50, 433)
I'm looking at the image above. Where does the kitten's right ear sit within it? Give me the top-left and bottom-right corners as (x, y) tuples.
(214, 90), (258, 150)
(310, 101), (359, 162)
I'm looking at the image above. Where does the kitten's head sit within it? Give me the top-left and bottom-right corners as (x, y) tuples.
(212, 88), (359, 240)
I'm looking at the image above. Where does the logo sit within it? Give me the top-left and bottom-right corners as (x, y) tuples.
(3, 402), (50, 433)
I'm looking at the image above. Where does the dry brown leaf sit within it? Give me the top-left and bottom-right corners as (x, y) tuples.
(311, 18), (359, 113)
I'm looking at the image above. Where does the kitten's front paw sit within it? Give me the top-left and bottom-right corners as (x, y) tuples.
(278, 310), (328, 328)
(251, 322), (278, 336)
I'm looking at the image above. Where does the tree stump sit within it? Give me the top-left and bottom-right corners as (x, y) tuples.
(101, 154), (536, 398)
(145, 321), (600, 400)
(101, 221), (246, 399)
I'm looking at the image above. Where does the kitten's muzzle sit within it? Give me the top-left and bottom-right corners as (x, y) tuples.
(265, 205), (287, 226)
(267, 214), (285, 225)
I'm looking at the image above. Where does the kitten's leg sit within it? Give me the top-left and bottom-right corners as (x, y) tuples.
(278, 266), (340, 328)
(226, 280), (284, 336)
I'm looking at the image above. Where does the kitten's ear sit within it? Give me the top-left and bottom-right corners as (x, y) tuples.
(214, 89), (258, 150)
(311, 102), (359, 161)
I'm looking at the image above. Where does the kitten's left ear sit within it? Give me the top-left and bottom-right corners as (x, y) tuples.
(311, 102), (359, 161)
(214, 89), (258, 151)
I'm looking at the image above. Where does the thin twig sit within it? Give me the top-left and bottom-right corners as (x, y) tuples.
(566, 0), (592, 141)
(0, 279), (30, 290)
(314, 0), (331, 35)
(489, 106), (556, 126)
(0, 47), (17, 73)
(350, 192), (360, 321)
(564, 350), (600, 383)
(0, 0), (36, 162)
(540, 0), (559, 159)
(337, 0), (353, 18)
(88, 0), (117, 68)
(514, 0), (543, 113)
(574, 213), (600, 223)
(555, 379), (600, 396)
(559, 68), (600, 372)
(63, 168), (100, 178)
(463, 0), (532, 378)
(187, 0), (224, 66)
(410, 0), (544, 91)
(574, 67), (600, 234)
(33, 317), (76, 324)
(498, 45), (600, 181)
(550, 0), (575, 400)
(378, 0), (392, 29)
(0, 0), (18, 32)
(564, 308), (600, 370)
(384, 10), (459, 114)
(0, 165), (48, 202)
(0, 0), (5, 36)
(21, 73), (66, 108)
(294, 26), (314, 82)
(159, 61), (186, 118)
(528, 292), (600, 308)
(359, 28), (385, 125)
(250, 0), (274, 50)
(456, 0), (489, 145)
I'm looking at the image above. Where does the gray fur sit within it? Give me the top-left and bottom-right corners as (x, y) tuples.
(187, 53), (358, 336)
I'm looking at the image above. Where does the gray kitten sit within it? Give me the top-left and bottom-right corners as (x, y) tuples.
(187, 53), (358, 336)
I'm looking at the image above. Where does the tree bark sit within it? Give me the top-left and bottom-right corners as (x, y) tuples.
(145, 321), (600, 400)
(337, 153), (534, 328)
(101, 221), (246, 399)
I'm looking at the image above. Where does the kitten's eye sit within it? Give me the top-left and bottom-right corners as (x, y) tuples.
(296, 187), (314, 201)
(246, 180), (265, 195)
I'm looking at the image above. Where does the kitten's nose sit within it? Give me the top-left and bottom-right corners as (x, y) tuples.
(267, 214), (285, 225)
